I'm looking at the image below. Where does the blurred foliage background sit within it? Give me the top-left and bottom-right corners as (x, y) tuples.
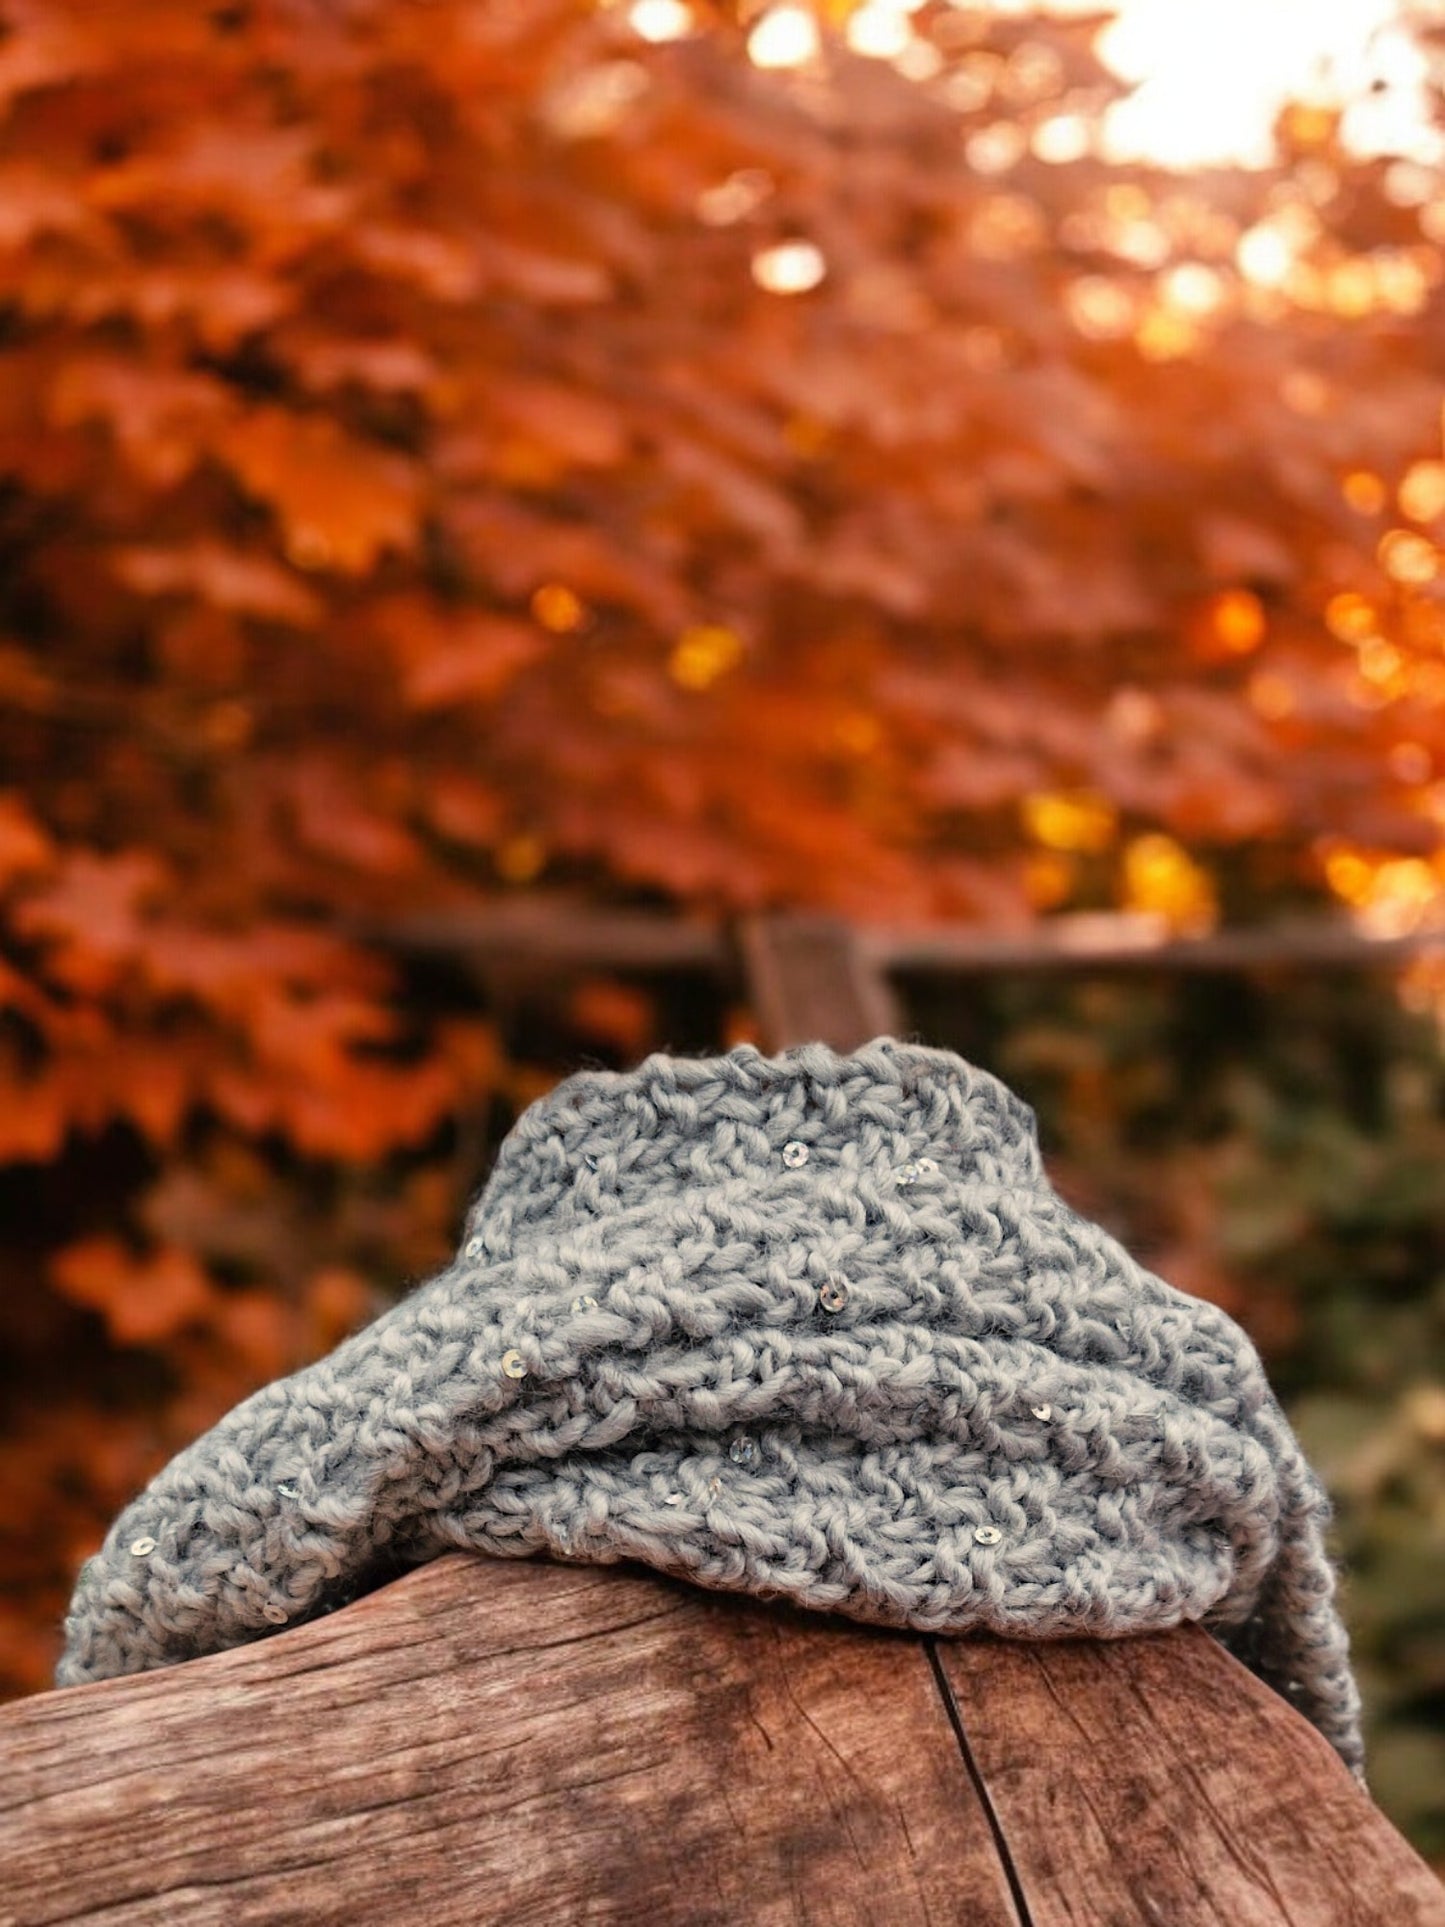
(0, 0), (1442, 1865)
(910, 965), (1445, 1854)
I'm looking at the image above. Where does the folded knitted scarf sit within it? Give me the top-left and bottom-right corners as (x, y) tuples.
(56, 1037), (1364, 1776)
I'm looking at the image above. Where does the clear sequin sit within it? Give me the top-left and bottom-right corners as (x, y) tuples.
(664, 1492), (684, 1507)
(464, 1235), (484, 1259)
(501, 1349), (529, 1380)
(973, 1524), (1003, 1546)
(894, 1160), (922, 1186)
(818, 1277), (849, 1314)
(276, 1482), (301, 1499)
(1031, 1404), (1052, 1422)
(571, 1293), (599, 1313)
(262, 1604), (288, 1625)
(129, 1536), (157, 1557)
(782, 1140), (809, 1168)
(583, 1153), (600, 1171)
(729, 1436), (759, 1468)
(916, 1156), (939, 1176)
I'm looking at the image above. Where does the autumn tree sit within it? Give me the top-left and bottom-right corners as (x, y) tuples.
(0, 0), (1443, 1779)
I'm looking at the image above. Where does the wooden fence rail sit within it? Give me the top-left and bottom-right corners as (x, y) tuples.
(3, 1556), (1443, 1926)
(365, 898), (1445, 978)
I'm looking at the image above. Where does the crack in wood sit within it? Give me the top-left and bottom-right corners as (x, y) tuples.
(924, 1637), (1034, 1927)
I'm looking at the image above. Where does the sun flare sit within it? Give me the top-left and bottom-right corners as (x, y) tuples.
(732, 0), (1441, 169)
(1082, 0), (1437, 166)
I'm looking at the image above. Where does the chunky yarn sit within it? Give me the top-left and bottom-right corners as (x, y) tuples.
(56, 1037), (1364, 1775)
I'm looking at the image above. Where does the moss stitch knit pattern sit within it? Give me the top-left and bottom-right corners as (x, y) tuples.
(56, 1036), (1364, 1776)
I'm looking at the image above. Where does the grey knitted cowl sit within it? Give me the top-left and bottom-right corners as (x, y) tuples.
(56, 1037), (1364, 1777)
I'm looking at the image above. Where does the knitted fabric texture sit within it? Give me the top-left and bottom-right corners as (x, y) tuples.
(56, 1037), (1364, 1775)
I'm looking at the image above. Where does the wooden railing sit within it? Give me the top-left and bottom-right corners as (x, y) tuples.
(5, 1557), (1443, 1925)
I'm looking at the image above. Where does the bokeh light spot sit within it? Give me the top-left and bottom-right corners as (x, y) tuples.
(1342, 470), (1388, 515)
(1358, 636), (1404, 684)
(495, 834), (547, 884)
(628, 0), (694, 44)
(1023, 851), (1075, 910)
(531, 583), (588, 633)
(747, 7), (819, 70)
(1065, 276), (1136, 339)
(846, 6), (912, 60)
(696, 169), (773, 227)
(1324, 591), (1379, 643)
(1324, 845), (1375, 904)
(1134, 306), (1198, 361)
(751, 239), (826, 294)
(965, 122), (1028, 175)
(1032, 114), (1091, 164)
(1379, 528), (1439, 585)
(1022, 789), (1117, 855)
(1121, 833), (1217, 934)
(1160, 262), (1227, 317)
(1208, 589), (1267, 656)
(1400, 460), (1445, 524)
(669, 624), (744, 690)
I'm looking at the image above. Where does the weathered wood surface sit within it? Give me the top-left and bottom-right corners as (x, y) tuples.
(942, 1632), (1445, 1927)
(2, 1555), (1441, 1927)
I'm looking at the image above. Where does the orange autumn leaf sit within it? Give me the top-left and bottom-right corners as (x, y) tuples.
(14, 850), (170, 995)
(278, 332), (440, 399)
(212, 1053), (464, 1160)
(111, 541), (323, 626)
(45, 356), (235, 488)
(384, 604), (549, 712)
(566, 977), (656, 1056)
(0, 795), (54, 888)
(50, 1239), (214, 1348)
(87, 124), (345, 234)
(277, 760), (425, 877)
(0, 1066), (70, 1163)
(215, 408), (424, 574)
(0, 162), (96, 250)
(489, 378), (630, 469)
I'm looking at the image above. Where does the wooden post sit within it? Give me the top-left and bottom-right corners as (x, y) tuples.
(2, 1556), (1441, 1925)
(737, 912), (901, 1050)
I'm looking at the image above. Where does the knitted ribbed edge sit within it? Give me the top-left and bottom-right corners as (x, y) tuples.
(55, 1037), (1364, 1778)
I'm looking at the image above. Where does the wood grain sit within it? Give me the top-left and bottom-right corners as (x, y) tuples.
(940, 1629), (1445, 1927)
(0, 1555), (1014, 1927)
(3, 1555), (1442, 1926)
